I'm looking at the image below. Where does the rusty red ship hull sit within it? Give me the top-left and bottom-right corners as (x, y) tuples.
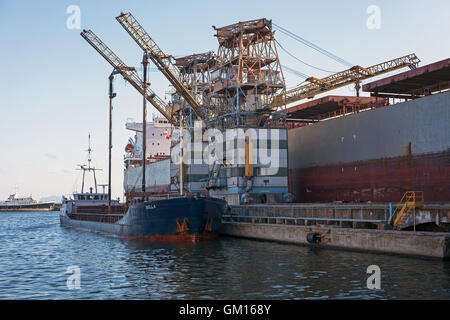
(289, 150), (450, 203)
(288, 91), (450, 203)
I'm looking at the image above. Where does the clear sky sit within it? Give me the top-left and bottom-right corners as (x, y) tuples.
(0, 0), (449, 201)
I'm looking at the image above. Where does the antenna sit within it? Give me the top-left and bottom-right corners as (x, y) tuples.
(77, 134), (103, 193)
(98, 184), (109, 194)
(87, 133), (93, 170)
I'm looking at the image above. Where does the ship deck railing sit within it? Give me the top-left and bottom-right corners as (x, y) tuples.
(68, 213), (124, 224)
(222, 214), (386, 225)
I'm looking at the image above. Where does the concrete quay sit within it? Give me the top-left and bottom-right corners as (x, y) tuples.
(219, 222), (450, 259)
(220, 202), (450, 259)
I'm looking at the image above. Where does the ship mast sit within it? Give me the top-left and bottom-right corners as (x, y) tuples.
(77, 134), (102, 193)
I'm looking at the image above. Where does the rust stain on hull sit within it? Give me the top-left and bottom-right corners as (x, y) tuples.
(289, 151), (450, 203)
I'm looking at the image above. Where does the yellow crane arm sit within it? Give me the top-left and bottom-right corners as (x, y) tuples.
(80, 29), (176, 126)
(115, 12), (206, 120)
(270, 53), (421, 108)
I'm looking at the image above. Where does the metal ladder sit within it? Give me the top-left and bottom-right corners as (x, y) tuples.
(392, 191), (424, 231)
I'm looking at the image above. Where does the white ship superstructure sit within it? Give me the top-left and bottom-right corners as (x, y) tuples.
(124, 115), (173, 169)
(0, 194), (58, 211)
(2, 194), (37, 206)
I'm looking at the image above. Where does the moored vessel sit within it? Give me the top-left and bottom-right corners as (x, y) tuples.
(61, 194), (226, 242)
(60, 119), (227, 241)
(0, 194), (59, 212)
(287, 59), (450, 203)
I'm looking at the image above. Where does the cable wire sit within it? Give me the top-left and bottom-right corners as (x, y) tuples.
(281, 64), (310, 79)
(275, 39), (338, 74)
(273, 23), (354, 68)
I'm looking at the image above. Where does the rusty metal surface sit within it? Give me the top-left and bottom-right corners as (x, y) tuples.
(68, 213), (124, 223)
(174, 52), (217, 72)
(213, 18), (272, 43)
(285, 95), (388, 122)
(289, 150), (450, 203)
(363, 58), (450, 95)
(73, 205), (125, 214)
(287, 91), (450, 203)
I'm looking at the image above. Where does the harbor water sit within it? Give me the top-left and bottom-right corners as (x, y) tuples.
(0, 211), (449, 299)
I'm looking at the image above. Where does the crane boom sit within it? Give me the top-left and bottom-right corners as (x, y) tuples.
(271, 53), (421, 108)
(115, 12), (206, 120)
(80, 29), (177, 126)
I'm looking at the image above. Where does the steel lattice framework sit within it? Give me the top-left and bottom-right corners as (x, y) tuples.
(173, 51), (220, 124)
(116, 12), (208, 122)
(209, 18), (286, 129)
(85, 13), (421, 130)
(270, 53), (421, 108)
(80, 29), (177, 126)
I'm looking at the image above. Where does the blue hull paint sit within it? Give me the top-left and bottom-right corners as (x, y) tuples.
(60, 197), (227, 241)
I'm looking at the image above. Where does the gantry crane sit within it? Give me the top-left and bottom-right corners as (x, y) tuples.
(80, 29), (177, 126)
(115, 12), (208, 121)
(270, 53), (421, 108)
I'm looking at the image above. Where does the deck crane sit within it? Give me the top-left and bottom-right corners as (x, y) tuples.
(115, 12), (208, 122)
(270, 53), (421, 109)
(80, 29), (178, 126)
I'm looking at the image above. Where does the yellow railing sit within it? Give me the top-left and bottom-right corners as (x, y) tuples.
(392, 191), (424, 231)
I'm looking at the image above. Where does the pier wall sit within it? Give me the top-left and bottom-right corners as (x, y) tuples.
(220, 222), (450, 259)
(227, 203), (450, 230)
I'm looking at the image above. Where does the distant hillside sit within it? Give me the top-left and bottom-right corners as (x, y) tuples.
(39, 195), (62, 204)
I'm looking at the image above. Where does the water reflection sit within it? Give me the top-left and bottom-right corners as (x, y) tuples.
(0, 211), (449, 299)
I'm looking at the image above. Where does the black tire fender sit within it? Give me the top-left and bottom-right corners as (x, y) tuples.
(306, 232), (321, 244)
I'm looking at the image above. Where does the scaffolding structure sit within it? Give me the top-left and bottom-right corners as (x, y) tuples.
(173, 51), (220, 125)
(208, 18), (286, 129)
